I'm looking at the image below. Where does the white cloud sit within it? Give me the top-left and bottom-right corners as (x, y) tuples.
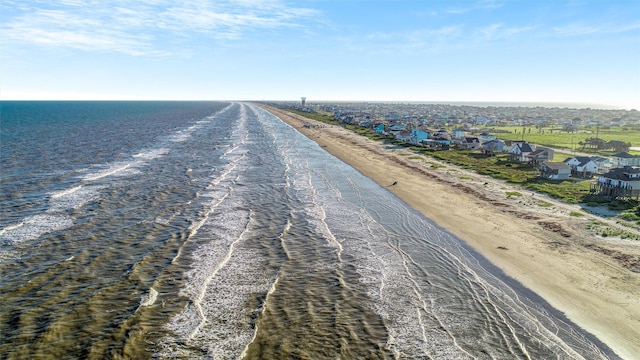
(0, 0), (319, 56)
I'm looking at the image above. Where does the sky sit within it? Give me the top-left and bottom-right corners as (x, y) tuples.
(1, 0), (639, 109)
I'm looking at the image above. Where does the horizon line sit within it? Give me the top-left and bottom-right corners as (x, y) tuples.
(0, 99), (635, 111)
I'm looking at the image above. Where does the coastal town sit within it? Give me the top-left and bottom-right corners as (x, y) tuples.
(267, 100), (640, 200)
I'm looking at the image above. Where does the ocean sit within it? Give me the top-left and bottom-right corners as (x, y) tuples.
(0, 101), (616, 359)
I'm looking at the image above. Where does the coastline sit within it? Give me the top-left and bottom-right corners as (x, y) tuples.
(263, 106), (640, 359)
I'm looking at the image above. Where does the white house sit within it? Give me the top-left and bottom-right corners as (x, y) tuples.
(508, 142), (535, 162)
(540, 161), (571, 180)
(563, 156), (599, 177)
(593, 166), (640, 198)
(611, 152), (640, 167)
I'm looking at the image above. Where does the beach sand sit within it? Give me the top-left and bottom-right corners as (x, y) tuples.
(264, 106), (640, 359)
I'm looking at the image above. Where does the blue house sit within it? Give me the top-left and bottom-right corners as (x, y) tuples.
(374, 123), (385, 134)
(410, 129), (430, 145)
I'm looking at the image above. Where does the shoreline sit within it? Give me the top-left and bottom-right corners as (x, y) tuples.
(263, 106), (640, 359)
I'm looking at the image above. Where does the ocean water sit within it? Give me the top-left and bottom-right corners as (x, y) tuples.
(0, 101), (616, 359)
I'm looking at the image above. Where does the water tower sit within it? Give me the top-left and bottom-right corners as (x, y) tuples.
(301, 97), (306, 107)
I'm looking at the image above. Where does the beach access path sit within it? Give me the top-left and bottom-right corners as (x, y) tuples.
(263, 105), (640, 360)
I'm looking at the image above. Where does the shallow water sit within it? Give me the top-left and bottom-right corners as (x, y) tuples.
(0, 101), (616, 359)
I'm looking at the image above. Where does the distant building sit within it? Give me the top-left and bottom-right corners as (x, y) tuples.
(451, 128), (465, 140)
(478, 132), (496, 144)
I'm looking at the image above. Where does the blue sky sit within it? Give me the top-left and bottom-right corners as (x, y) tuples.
(1, 0), (639, 109)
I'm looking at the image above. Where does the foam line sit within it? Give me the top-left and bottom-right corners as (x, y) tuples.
(240, 275), (280, 358)
(82, 163), (132, 181)
(0, 222), (25, 236)
(50, 185), (82, 199)
(188, 210), (253, 340)
(171, 193), (229, 265)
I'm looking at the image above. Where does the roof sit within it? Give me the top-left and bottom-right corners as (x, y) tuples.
(612, 152), (640, 159)
(590, 156), (608, 162)
(600, 166), (640, 181)
(542, 161), (571, 170)
(517, 143), (534, 153)
(528, 149), (548, 156)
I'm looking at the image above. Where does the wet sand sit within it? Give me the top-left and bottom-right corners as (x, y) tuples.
(264, 106), (640, 360)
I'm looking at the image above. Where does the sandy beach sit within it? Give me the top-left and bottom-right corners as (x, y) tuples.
(264, 106), (640, 360)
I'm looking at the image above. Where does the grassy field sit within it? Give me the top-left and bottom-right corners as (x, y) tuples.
(482, 126), (640, 152)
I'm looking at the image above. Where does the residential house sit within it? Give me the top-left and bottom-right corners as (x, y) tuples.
(478, 132), (497, 144)
(611, 152), (640, 167)
(591, 166), (640, 199)
(422, 133), (451, 149)
(359, 120), (372, 128)
(451, 128), (465, 140)
(435, 129), (449, 138)
(410, 129), (430, 145)
(590, 156), (612, 174)
(508, 141), (535, 162)
(563, 156), (599, 178)
(374, 123), (385, 134)
(389, 124), (406, 133)
(526, 147), (554, 165)
(395, 129), (412, 143)
(459, 137), (481, 150)
(481, 139), (506, 155)
(540, 161), (571, 180)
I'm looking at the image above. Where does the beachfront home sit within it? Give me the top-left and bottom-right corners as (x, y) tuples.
(591, 166), (640, 199)
(539, 161), (571, 180)
(481, 139), (506, 156)
(611, 152), (640, 168)
(395, 130), (412, 143)
(410, 129), (430, 145)
(526, 147), (554, 165)
(374, 123), (385, 134)
(563, 156), (599, 178)
(459, 137), (481, 150)
(508, 141), (535, 162)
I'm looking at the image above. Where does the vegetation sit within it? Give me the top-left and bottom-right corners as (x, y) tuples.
(480, 126), (638, 154)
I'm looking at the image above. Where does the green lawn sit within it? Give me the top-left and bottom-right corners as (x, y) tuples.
(485, 126), (640, 151)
